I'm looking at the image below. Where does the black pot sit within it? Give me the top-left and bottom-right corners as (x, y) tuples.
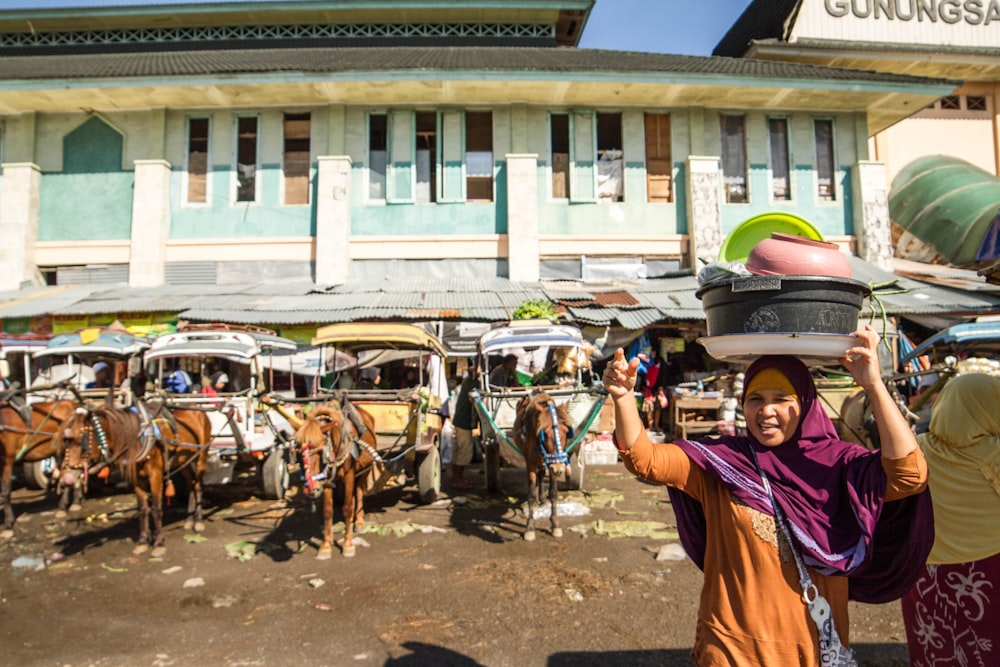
(695, 275), (870, 336)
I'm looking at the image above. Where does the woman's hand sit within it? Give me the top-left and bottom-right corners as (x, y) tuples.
(840, 325), (883, 392)
(602, 348), (640, 401)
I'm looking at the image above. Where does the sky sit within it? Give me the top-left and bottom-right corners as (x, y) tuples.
(3, 0), (757, 57)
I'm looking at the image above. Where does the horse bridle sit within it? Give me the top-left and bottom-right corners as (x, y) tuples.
(537, 401), (572, 468)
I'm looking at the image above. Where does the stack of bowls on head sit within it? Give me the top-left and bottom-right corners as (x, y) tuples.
(696, 232), (871, 362)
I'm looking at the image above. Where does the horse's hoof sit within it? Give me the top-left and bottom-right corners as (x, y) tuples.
(183, 519), (193, 531)
(524, 530), (536, 542)
(552, 528), (563, 538)
(68, 503), (82, 513)
(132, 543), (149, 555)
(54, 510), (67, 519)
(316, 548), (332, 561)
(151, 546), (167, 558)
(0, 529), (13, 540)
(342, 545), (356, 558)
(193, 521), (206, 533)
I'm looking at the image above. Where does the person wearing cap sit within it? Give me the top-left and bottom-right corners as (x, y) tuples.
(601, 326), (932, 665)
(86, 361), (114, 389)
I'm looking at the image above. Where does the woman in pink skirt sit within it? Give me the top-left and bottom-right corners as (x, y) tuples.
(902, 373), (1000, 666)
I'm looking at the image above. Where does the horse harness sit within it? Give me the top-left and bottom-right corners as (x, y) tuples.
(1, 394), (67, 462)
(518, 400), (573, 469)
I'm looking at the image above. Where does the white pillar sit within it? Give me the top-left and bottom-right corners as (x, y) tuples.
(0, 162), (41, 290)
(506, 153), (540, 282)
(129, 159), (171, 287)
(686, 156), (724, 268)
(315, 155), (352, 285)
(852, 161), (893, 271)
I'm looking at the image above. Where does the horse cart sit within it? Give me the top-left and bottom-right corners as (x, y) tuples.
(469, 321), (606, 494)
(1, 333), (54, 489)
(305, 322), (449, 504)
(26, 327), (151, 484)
(142, 324), (299, 499)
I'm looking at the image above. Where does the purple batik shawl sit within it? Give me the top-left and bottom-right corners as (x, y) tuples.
(666, 355), (933, 603)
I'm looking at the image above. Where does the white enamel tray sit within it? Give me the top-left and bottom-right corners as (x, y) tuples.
(697, 332), (858, 366)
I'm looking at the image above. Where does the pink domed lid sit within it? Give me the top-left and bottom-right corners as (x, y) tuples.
(746, 233), (851, 278)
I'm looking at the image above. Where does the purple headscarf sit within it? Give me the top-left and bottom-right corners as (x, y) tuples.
(667, 355), (933, 603)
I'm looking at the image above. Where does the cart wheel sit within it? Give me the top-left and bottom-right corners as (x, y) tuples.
(484, 439), (501, 494)
(22, 457), (56, 491)
(417, 446), (441, 504)
(562, 447), (585, 491)
(261, 449), (290, 500)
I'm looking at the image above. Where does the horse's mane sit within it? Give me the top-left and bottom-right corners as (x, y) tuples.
(532, 395), (571, 435)
(59, 404), (144, 481)
(295, 404), (343, 448)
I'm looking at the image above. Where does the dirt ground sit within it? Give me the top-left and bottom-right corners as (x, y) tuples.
(1, 451), (913, 667)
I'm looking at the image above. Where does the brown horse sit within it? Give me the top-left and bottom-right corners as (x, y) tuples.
(513, 392), (574, 541)
(0, 397), (77, 538)
(292, 399), (377, 559)
(55, 401), (211, 557)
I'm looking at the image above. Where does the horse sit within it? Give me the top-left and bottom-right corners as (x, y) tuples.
(513, 392), (574, 541)
(54, 400), (211, 557)
(292, 398), (377, 559)
(0, 395), (77, 537)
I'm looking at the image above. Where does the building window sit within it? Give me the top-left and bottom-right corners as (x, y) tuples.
(644, 113), (672, 203)
(465, 111), (493, 202)
(235, 116), (259, 203)
(768, 117), (791, 201)
(283, 112), (310, 205)
(415, 111), (437, 203)
(369, 113), (387, 200)
(721, 115), (747, 203)
(814, 119), (836, 202)
(551, 113), (570, 199)
(551, 111), (623, 203)
(967, 96), (988, 111)
(940, 95), (961, 110)
(186, 117), (209, 205)
(597, 112), (623, 202)
(369, 110), (493, 204)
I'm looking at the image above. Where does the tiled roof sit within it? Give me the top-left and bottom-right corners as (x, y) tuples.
(0, 45), (952, 86)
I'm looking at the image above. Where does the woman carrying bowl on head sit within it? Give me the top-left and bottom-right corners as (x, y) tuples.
(602, 325), (932, 665)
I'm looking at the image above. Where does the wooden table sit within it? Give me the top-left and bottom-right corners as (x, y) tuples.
(671, 394), (723, 439)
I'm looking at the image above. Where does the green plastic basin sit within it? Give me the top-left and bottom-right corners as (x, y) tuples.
(719, 212), (824, 263)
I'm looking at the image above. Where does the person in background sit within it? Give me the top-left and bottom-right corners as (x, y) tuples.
(165, 365), (193, 393)
(449, 367), (479, 490)
(652, 385), (669, 434)
(901, 373), (1000, 667)
(732, 371), (747, 436)
(601, 327), (932, 664)
(400, 367), (419, 389)
(488, 354), (518, 388)
(86, 361), (114, 389)
(210, 371), (229, 393)
(356, 366), (381, 390)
